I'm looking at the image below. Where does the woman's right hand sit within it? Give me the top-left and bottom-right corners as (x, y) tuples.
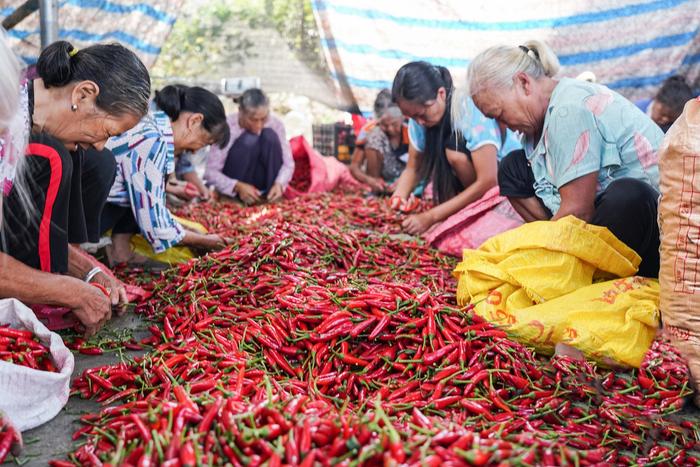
(70, 282), (112, 337)
(367, 177), (387, 193)
(234, 182), (262, 204)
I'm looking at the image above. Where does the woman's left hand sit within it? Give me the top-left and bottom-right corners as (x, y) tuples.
(402, 212), (435, 236)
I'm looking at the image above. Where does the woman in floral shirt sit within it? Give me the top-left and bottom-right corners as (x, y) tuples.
(468, 40), (662, 278)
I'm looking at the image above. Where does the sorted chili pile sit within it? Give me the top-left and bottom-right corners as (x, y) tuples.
(56, 192), (699, 466)
(0, 415), (20, 464)
(0, 324), (56, 372)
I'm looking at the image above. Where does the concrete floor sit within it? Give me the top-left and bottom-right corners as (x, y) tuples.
(12, 312), (150, 466)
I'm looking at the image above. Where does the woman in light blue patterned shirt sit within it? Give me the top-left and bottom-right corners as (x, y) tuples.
(467, 40), (662, 278)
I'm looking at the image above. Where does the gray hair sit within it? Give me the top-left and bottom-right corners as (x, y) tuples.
(378, 104), (403, 121)
(466, 40), (560, 97)
(373, 88), (393, 119)
(238, 88), (269, 113)
(0, 29), (21, 130)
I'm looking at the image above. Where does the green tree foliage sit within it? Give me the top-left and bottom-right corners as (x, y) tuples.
(237, 0), (327, 74)
(153, 0), (326, 83)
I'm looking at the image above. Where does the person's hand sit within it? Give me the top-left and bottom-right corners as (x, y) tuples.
(389, 194), (420, 212)
(201, 234), (234, 250)
(167, 180), (197, 201)
(267, 183), (284, 203)
(70, 283), (112, 337)
(184, 182), (200, 199)
(389, 195), (404, 210)
(367, 177), (387, 193)
(235, 182), (262, 204)
(90, 270), (129, 309)
(197, 184), (211, 201)
(402, 211), (435, 236)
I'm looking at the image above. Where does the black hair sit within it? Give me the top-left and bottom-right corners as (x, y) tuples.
(238, 88), (270, 113)
(36, 40), (150, 118)
(391, 61), (461, 203)
(656, 75), (694, 119)
(154, 84), (230, 148)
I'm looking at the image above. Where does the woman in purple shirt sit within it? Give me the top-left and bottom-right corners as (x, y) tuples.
(205, 88), (294, 204)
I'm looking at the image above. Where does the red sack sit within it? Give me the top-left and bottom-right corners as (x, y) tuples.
(285, 136), (364, 199)
(423, 186), (524, 257)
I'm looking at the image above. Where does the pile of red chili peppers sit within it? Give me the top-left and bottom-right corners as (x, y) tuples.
(0, 324), (57, 372)
(54, 192), (699, 466)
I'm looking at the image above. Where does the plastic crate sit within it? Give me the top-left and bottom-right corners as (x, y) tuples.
(312, 123), (355, 162)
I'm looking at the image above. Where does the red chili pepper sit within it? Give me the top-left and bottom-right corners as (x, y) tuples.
(0, 326), (33, 339)
(91, 282), (111, 298)
(173, 386), (199, 414)
(179, 440), (196, 467)
(129, 414), (152, 442)
(0, 428), (14, 463)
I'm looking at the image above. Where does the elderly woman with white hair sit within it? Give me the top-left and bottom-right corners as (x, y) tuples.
(467, 41), (663, 278)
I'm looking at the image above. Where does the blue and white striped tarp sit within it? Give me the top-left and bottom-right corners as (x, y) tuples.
(1, 0), (183, 68)
(312, 0), (700, 113)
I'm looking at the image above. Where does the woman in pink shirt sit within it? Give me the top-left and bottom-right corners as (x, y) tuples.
(205, 88), (294, 204)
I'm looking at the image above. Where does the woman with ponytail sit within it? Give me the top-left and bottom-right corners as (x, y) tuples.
(1, 39), (150, 334)
(468, 40), (662, 278)
(102, 84), (232, 264)
(389, 61), (522, 247)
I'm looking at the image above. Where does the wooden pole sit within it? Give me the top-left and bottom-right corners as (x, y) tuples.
(2, 0), (39, 31)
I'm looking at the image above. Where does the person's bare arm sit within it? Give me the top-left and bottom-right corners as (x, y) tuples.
(392, 143), (422, 200)
(66, 244), (93, 280)
(349, 147), (385, 192)
(552, 172), (598, 222)
(180, 231), (234, 250)
(403, 145), (498, 235)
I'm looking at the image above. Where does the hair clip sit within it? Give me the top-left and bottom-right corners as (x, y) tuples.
(518, 45), (539, 61)
(69, 47), (79, 57)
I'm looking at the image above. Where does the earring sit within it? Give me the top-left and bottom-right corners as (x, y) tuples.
(71, 104), (78, 112)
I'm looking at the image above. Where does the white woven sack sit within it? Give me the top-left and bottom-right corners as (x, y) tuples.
(0, 299), (74, 431)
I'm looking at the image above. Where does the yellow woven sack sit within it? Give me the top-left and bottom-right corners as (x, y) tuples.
(130, 216), (208, 265)
(454, 216), (659, 367)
